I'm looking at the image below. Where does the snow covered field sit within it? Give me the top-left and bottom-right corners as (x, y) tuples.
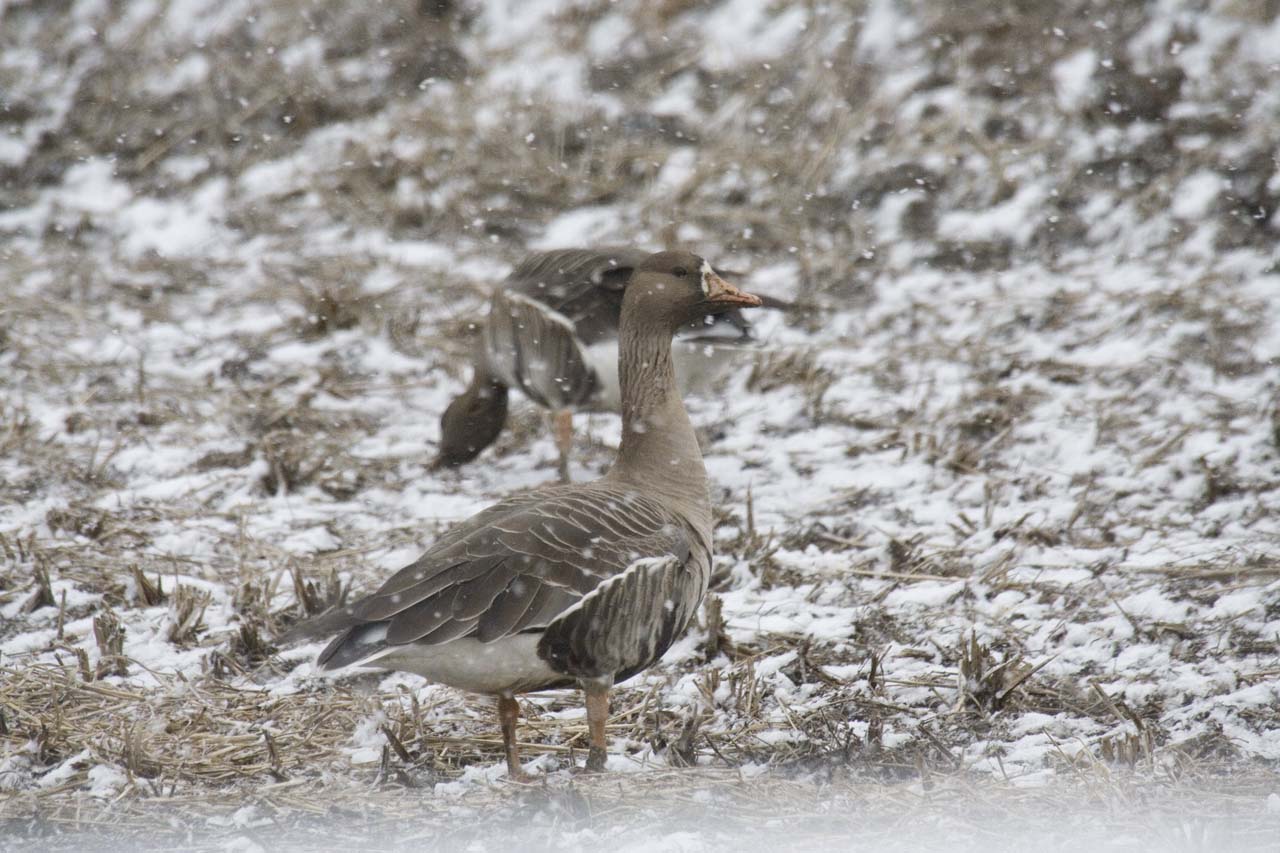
(2, 0), (1278, 849)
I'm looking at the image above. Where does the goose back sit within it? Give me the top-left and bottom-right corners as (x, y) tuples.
(315, 481), (711, 689)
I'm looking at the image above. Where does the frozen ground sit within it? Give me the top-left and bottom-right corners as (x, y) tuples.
(2, 0), (1279, 849)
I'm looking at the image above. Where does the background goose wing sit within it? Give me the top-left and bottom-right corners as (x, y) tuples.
(505, 248), (769, 348)
(318, 485), (692, 668)
(481, 248), (646, 409)
(502, 248), (648, 344)
(483, 287), (597, 410)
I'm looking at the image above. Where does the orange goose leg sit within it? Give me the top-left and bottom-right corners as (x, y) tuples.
(553, 409), (573, 482)
(498, 695), (534, 782)
(584, 683), (610, 772)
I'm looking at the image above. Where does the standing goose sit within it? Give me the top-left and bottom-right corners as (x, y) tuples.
(435, 247), (768, 481)
(296, 251), (761, 779)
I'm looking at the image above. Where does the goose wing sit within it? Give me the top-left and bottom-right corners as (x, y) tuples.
(537, 551), (705, 682)
(317, 484), (695, 671)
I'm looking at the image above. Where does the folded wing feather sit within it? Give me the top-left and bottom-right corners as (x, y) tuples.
(316, 483), (692, 675)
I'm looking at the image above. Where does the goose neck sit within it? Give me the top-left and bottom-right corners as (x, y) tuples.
(609, 318), (710, 520)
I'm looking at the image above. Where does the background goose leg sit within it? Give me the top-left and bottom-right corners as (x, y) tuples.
(553, 409), (573, 482)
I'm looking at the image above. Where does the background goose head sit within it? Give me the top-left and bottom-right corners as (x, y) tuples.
(434, 373), (508, 469)
(623, 250), (762, 334)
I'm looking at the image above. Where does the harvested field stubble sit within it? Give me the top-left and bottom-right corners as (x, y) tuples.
(2, 0), (1280, 849)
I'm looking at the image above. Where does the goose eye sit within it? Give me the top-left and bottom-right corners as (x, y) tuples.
(673, 266), (688, 278)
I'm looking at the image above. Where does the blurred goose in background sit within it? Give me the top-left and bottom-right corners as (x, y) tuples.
(294, 251), (762, 779)
(435, 247), (783, 480)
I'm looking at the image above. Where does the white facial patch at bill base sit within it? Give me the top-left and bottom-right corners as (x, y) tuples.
(699, 259), (713, 295)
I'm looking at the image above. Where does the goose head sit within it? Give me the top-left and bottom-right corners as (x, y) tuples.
(624, 250), (762, 333)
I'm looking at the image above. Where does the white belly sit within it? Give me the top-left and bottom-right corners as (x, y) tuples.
(583, 340), (622, 411)
(673, 340), (741, 394)
(364, 633), (563, 694)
